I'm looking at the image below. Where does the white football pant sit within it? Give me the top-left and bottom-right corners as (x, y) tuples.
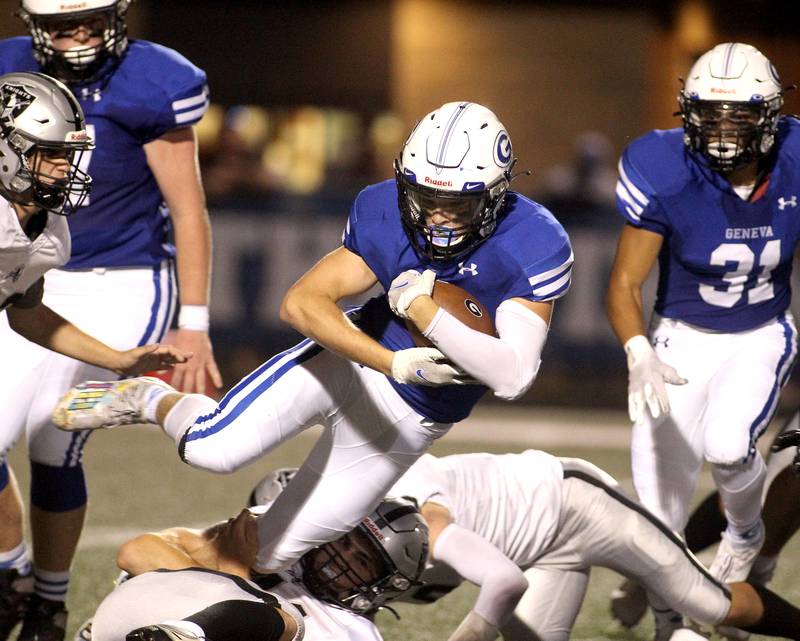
(0, 264), (175, 467)
(631, 313), (796, 532)
(173, 343), (451, 572)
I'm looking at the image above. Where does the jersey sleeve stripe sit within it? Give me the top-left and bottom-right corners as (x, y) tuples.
(527, 250), (574, 287)
(172, 88), (209, 111)
(175, 103), (208, 125)
(615, 182), (643, 219)
(531, 269), (571, 299)
(617, 158), (649, 207)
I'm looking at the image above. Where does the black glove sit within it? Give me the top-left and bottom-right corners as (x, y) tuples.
(771, 429), (800, 475)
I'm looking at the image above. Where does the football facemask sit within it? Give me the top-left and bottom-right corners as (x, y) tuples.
(679, 42), (783, 172)
(299, 498), (429, 614)
(0, 72), (93, 214)
(395, 101), (514, 261)
(19, 0), (132, 83)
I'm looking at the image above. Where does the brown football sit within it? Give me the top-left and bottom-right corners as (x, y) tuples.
(406, 281), (496, 347)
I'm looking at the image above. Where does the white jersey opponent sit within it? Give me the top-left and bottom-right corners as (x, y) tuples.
(92, 569), (382, 641)
(0, 199), (69, 309)
(389, 450), (564, 567)
(391, 452), (732, 641)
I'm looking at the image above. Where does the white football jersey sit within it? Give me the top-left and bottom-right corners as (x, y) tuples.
(92, 569), (384, 641)
(0, 199), (70, 306)
(389, 450), (564, 568)
(271, 576), (383, 641)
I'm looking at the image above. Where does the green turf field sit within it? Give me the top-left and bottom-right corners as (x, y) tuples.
(6, 407), (800, 641)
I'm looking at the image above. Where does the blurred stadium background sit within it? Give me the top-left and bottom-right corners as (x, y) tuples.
(3, 0), (797, 409)
(2, 1), (800, 639)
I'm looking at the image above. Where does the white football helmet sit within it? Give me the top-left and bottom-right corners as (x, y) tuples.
(19, 0), (132, 83)
(0, 72), (93, 214)
(299, 497), (429, 614)
(679, 42), (783, 172)
(395, 101), (515, 261)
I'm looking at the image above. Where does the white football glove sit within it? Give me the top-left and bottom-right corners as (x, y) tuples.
(391, 347), (477, 386)
(625, 335), (687, 423)
(388, 269), (436, 319)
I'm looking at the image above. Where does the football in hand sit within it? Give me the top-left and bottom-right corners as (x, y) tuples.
(405, 281), (495, 346)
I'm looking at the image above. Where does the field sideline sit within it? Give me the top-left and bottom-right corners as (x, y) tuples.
(6, 405), (799, 641)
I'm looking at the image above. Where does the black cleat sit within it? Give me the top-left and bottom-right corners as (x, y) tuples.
(17, 595), (67, 641)
(0, 569), (32, 641)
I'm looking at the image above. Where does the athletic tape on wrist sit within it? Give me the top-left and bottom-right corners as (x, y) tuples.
(178, 305), (210, 331)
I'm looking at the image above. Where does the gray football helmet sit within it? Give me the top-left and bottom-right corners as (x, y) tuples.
(299, 497), (429, 614)
(0, 71), (93, 215)
(19, 0), (132, 83)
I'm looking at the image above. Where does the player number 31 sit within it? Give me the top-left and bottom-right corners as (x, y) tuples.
(699, 240), (781, 308)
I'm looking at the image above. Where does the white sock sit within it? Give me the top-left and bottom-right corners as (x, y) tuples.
(163, 394), (218, 444)
(143, 385), (177, 424)
(34, 567), (69, 602)
(713, 454), (766, 544)
(0, 541), (31, 575)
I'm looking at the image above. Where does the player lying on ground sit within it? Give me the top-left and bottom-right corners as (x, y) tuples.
(86, 498), (428, 641)
(51, 102), (573, 578)
(384, 450), (800, 641)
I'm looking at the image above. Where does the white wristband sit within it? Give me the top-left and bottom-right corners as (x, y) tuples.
(177, 304), (210, 331)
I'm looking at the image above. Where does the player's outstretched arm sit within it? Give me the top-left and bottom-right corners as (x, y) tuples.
(145, 126), (222, 395)
(607, 224), (686, 422)
(6, 302), (190, 374)
(422, 502), (528, 641)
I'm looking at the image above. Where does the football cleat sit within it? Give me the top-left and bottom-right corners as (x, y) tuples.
(610, 578), (648, 628)
(708, 523), (765, 584)
(0, 569), (33, 641)
(125, 623), (203, 641)
(52, 377), (175, 432)
(17, 595), (67, 641)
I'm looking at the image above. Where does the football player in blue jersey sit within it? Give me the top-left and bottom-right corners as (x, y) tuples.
(52, 102), (574, 577)
(606, 42), (800, 637)
(0, 1), (219, 639)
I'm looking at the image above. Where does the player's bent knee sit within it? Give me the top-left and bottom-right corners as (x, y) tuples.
(30, 461), (87, 511)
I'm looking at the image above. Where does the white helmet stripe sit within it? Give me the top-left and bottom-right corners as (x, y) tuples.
(436, 101), (473, 168)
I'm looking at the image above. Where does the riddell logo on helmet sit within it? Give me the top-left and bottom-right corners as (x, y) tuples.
(710, 87), (736, 94)
(424, 176), (453, 188)
(60, 2), (88, 9)
(362, 517), (385, 542)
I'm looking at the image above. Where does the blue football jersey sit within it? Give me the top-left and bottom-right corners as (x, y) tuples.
(615, 117), (800, 332)
(0, 37), (208, 268)
(344, 180), (573, 423)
